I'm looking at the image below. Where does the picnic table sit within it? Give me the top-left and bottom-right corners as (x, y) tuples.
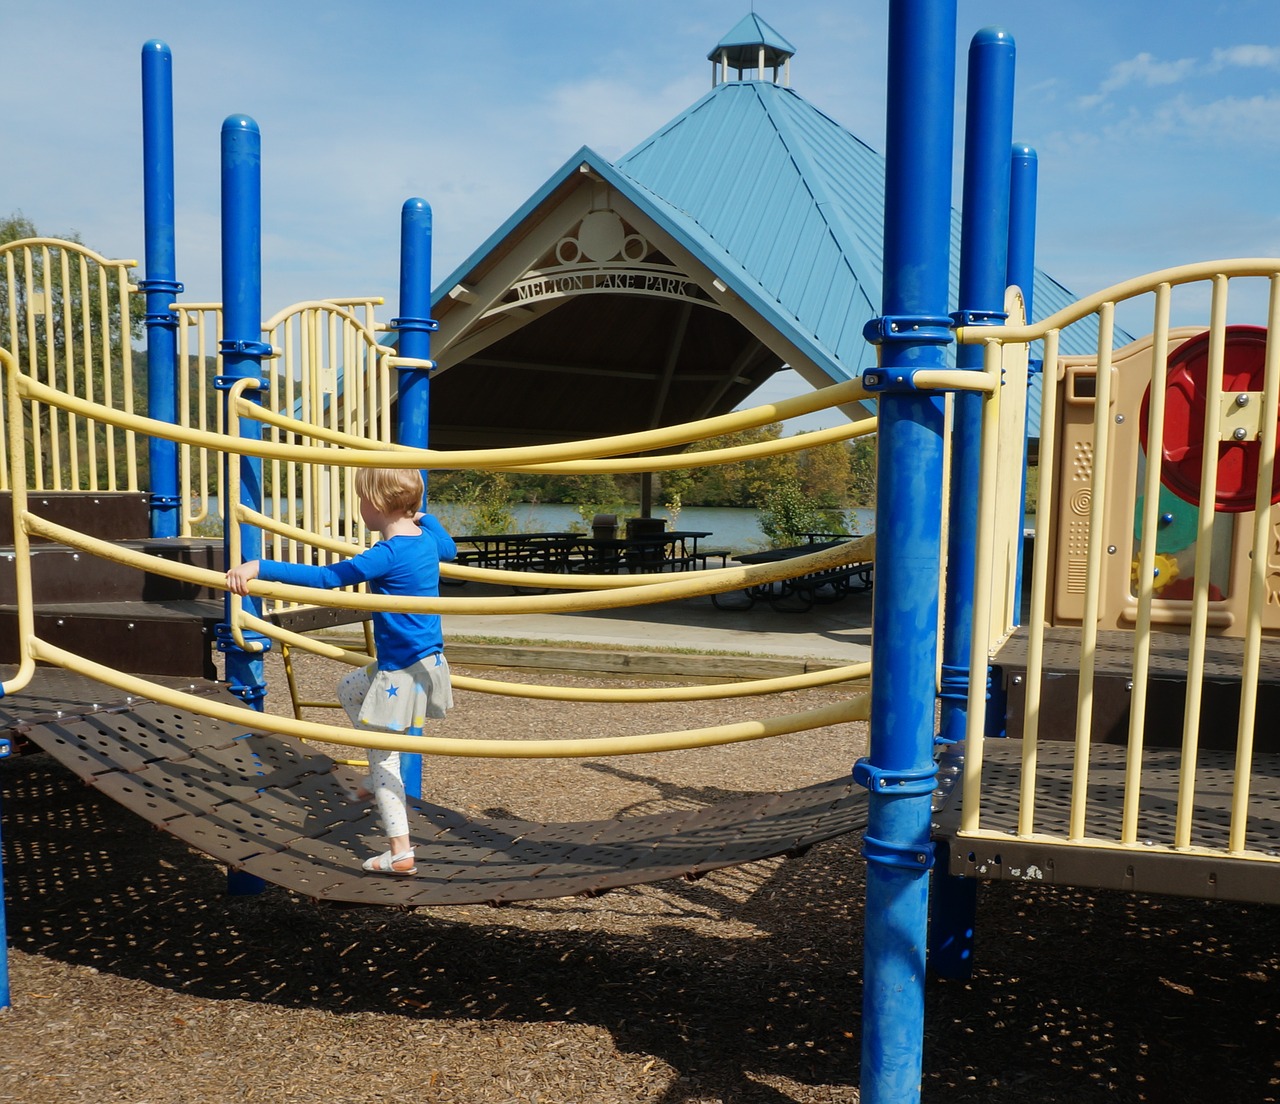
(453, 532), (581, 573)
(453, 530), (715, 577)
(712, 538), (873, 612)
(576, 530), (714, 573)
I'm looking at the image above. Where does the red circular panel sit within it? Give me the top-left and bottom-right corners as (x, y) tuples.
(1139, 325), (1280, 512)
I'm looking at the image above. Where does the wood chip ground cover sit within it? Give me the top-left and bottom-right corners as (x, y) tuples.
(2, 651), (1277, 1102)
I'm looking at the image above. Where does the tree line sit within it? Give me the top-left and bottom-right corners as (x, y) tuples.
(430, 425), (877, 545)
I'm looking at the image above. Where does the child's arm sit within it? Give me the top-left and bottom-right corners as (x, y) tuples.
(417, 513), (458, 561)
(226, 559), (261, 595)
(251, 544), (393, 590)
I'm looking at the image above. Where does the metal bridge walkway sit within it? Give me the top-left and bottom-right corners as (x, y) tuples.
(0, 667), (868, 908)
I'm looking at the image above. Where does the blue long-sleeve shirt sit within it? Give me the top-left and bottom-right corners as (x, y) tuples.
(257, 515), (456, 671)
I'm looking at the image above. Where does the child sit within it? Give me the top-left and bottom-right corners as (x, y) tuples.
(227, 467), (456, 876)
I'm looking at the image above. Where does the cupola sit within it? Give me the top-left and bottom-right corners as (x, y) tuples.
(707, 13), (797, 87)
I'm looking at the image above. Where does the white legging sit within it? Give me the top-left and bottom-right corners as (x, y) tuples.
(337, 667), (410, 840)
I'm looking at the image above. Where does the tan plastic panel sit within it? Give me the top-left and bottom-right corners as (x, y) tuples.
(1048, 327), (1280, 635)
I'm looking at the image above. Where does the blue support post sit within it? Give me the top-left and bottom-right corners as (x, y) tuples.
(140, 40), (183, 538)
(1008, 144), (1040, 619)
(216, 114), (270, 896)
(1007, 145), (1038, 326)
(931, 27), (1017, 979)
(391, 197), (438, 801)
(856, 2), (956, 1100)
(0, 736), (11, 1008)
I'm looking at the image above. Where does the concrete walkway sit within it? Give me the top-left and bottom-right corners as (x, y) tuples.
(440, 588), (873, 666)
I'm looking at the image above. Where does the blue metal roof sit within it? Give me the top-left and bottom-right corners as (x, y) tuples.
(708, 13), (796, 62)
(434, 71), (1124, 436)
(613, 77), (1125, 429)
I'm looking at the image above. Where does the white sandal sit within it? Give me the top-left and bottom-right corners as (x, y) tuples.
(362, 850), (416, 876)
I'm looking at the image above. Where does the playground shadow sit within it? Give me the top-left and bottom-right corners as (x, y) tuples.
(4, 753), (1279, 1103)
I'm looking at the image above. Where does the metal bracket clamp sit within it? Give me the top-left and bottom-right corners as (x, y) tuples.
(862, 313), (954, 347)
(861, 832), (936, 872)
(389, 315), (439, 334)
(215, 338), (276, 363)
(138, 278), (185, 295)
(225, 680), (268, 710)
(212, 372), (267, 392)
(853, 757), (938, 797)
(937, 661), (995, 703)
(214, 621), (274, 656)
(138, 278), (186, 327)
(861, 314), (954, 392)
(854, 762), (939, 872)
(949, 308), (1008, 328)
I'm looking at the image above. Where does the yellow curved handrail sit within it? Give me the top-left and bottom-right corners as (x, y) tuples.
(236, 607), (872, 701)
(15, 367), (868, 471)
(237, 502), (874, 591)
(28, 638), (868, 757)
(22, 509), (874, 615)
(0, 236), (138, 271)
(1, 349), (35, 697)
(956, 257), (1280, 345)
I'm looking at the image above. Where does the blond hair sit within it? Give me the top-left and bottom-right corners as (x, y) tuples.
(354, 467), (424, 516)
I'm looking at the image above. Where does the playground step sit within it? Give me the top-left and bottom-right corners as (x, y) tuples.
(994, 626), (1280, 754)
(0, 598), (224, 680)
(0, 490), (150, 543)
(0, 537), (224, 605)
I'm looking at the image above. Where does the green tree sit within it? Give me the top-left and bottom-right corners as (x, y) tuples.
(798, 435), (853, 509)
(848, 435), (877, 506)
(757, 476), (844, 547)
(432, 470), (516, 535)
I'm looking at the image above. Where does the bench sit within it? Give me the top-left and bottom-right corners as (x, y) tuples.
(711, 540), (873, 613)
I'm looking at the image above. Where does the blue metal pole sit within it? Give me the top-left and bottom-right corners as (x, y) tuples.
(216, 114), (269, 896)
(140, 40), (183, 538)
(0, 737), (11, 1008)
(391, 197), (437, 801)
(1008, 144), (1039, 624)
(931, 27), (1016, 979)
(1007, 145), (1038, 326)
(856, 2), (955, 1099)
(394, 198), (435, 456)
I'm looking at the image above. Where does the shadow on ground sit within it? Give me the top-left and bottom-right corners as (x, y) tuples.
(4, 754), (1279, 1103)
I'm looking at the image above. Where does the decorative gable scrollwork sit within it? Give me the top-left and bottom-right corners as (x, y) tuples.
(491, 209), (722, 317)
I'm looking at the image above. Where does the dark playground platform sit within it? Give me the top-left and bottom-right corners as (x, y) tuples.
(930, 627), (1280, 906)
(0, 666), (868, 909)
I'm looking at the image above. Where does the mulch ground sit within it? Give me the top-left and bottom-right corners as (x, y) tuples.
(1, 650), (1278, 1103)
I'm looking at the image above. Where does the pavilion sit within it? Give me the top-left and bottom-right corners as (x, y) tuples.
(426, 12), (1106, 468)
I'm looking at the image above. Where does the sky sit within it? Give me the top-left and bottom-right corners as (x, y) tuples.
(6, 0), (1280, 426)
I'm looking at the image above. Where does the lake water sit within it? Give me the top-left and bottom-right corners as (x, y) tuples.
(202, 498), (873, 552)
(426, 503), (876, 555)
(206, 499), (1037, 553)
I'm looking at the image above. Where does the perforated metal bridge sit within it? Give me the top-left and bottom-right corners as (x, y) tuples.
(0, 667), (868, 908)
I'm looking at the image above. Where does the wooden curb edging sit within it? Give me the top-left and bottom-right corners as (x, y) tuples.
(318, 633), (843, 681)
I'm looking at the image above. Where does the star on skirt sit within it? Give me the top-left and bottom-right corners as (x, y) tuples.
(356, 653), (454, 733)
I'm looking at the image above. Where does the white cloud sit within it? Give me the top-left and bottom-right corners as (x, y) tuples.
(1145, 91), (1280, 145)
(1099, 51), (1198, 93)
(1211, 44), (1280, 70)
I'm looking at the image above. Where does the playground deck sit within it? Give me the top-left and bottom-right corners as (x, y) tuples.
(1, 665), (869, 908)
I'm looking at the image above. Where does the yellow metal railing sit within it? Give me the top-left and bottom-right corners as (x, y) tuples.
(955, 259), (1280, 865)
(2, 347), (874, 755)
(0, 238), (140, 494)
(175, 303), (223, 534)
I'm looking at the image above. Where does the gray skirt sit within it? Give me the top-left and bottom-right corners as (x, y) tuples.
(351, 652), (453, 735)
